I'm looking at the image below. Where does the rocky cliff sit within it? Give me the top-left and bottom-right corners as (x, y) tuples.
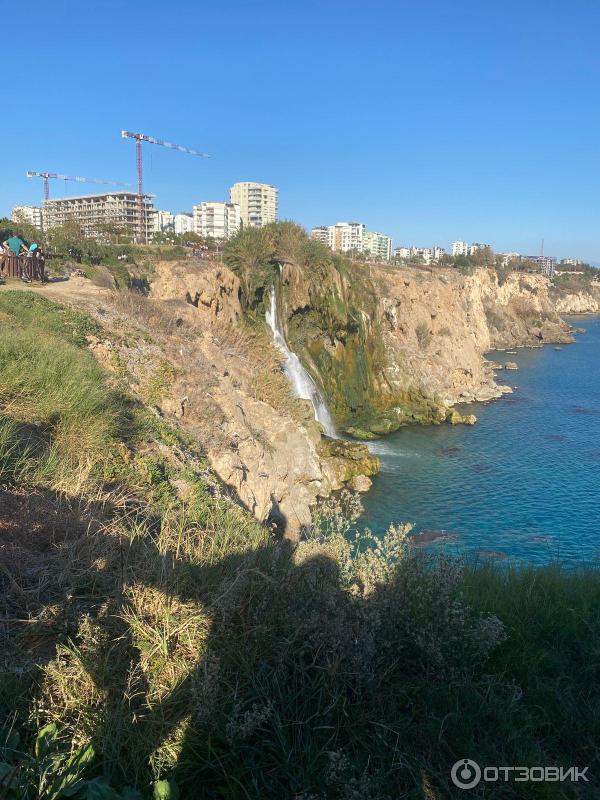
(145, 252), (596, 534)
(147, 260), (377, 538)
(276, 261), (580, 438)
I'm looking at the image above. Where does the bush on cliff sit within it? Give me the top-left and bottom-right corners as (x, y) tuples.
(223, 222), (441, 437)
(1, 292), (599, 799)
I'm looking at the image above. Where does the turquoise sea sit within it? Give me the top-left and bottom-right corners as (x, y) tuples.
(360, 316), (600, 565)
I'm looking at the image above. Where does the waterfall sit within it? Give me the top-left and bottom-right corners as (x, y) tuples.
(265, 286), (338, 438)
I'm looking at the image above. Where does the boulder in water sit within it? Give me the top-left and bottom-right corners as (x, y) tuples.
(445, 408), (477, 425)
(411, 530), (458, 545)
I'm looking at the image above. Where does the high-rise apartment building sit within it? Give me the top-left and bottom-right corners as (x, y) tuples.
(332, 222), (365, 253)
(311, 226), (332, 246)
(193, 202), (241, 239)
(43, 192), (155, 241)
(525, 255), (556, 278)
(311, 222), (365, 253)
(153, 210), (175, 233)
(452, 240), (469, 257)
(173, 213), (194, 235)
(311, 222), (392, 260)
(229, 182), (278, 228)
(12, 205), (43, 229)
(452, 240), (491, 257)
(362, 230), (392, 261)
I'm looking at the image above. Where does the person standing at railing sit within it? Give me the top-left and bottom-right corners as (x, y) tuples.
(21, 242), (42, 283)
(3, 234), (28, 257)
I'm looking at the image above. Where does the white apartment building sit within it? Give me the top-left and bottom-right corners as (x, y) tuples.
(332, 222), (365, 253)
(452, 240), (491, 257)
(421, 248), (434, 264)
(394, 245), (445, 263)
(311, 222), (365, 253)
(173, 214), (194, 235)
(43, 192), (156, 242)
(229, 182), (278, 228)
(153, 210), (175, 233)
(452, 240), (469, 257)
(525, 255), (556, 278)
(12, 205), (43, 229)
(362, 231), (392, 261)
(311, 222), (392, 259)
(500, 251), (521, 266)
(193, 202), (241, 240)
(311, 226), (332, 246)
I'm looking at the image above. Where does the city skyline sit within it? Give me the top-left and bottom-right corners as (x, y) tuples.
(3, 0), (600, 262)
(10, 196), (593, 265)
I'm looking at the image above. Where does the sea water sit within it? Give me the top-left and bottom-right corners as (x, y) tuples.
(360, 316), (600, 565)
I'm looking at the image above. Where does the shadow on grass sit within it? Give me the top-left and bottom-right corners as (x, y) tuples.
(2, 482), (600, 799)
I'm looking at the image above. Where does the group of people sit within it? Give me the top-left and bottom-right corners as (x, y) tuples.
(0, 234), (45, 283)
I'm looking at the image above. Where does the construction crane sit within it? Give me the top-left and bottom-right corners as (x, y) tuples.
(121, 131), (210, 243)
(26, 171), (130, 201)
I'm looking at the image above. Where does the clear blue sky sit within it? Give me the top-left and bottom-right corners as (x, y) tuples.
(3, 0), (600, 260)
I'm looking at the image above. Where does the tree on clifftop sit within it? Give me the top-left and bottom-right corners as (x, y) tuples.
(223, 227), (276, 308)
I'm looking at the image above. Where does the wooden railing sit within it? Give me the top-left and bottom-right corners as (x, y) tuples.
(0, 254), (46, 282)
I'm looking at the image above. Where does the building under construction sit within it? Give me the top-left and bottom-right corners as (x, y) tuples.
(43, 191), (156, 242)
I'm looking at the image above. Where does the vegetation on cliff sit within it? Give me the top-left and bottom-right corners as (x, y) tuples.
(1, 290), (599, 798)
(224, 223), (446, 437)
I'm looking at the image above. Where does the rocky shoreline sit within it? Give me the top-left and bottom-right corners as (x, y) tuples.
(143, 259), (600, 537)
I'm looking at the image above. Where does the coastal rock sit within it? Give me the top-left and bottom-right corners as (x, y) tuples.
(446, 408), (477, 425)
(504, 362), (519, 370)
(555, 293), (600, 314)
(348, 475), (373, 493)
(318, 438), (380, 492)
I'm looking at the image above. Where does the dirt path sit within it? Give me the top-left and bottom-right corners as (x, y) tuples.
(0, 276), (113, 308)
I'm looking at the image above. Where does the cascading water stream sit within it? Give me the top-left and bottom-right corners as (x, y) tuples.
(265, 286), (338, 438)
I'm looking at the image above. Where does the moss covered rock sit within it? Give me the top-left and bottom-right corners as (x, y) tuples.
(318, 438), (380, 491)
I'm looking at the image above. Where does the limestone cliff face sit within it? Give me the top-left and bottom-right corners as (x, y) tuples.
(149, 259), (242, 326)
(146, 258), (592, 533)
(148, 260), (377, 537)
(375, 268), (574, 407)
(276, 264), (576, 436)
(554, 292), (600, 314)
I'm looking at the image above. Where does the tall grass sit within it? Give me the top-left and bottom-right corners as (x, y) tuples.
(0, 328), (122, 494)
(1, 291), (599, 799)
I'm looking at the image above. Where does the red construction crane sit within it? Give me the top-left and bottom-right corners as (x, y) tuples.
(26, 171), (130, 201)
(120, 131), (210, 243)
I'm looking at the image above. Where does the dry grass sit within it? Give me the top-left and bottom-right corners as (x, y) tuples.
(108, 289), (200, 342)
(211, 317), (304, 419)
(2, 289), (600, 800)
